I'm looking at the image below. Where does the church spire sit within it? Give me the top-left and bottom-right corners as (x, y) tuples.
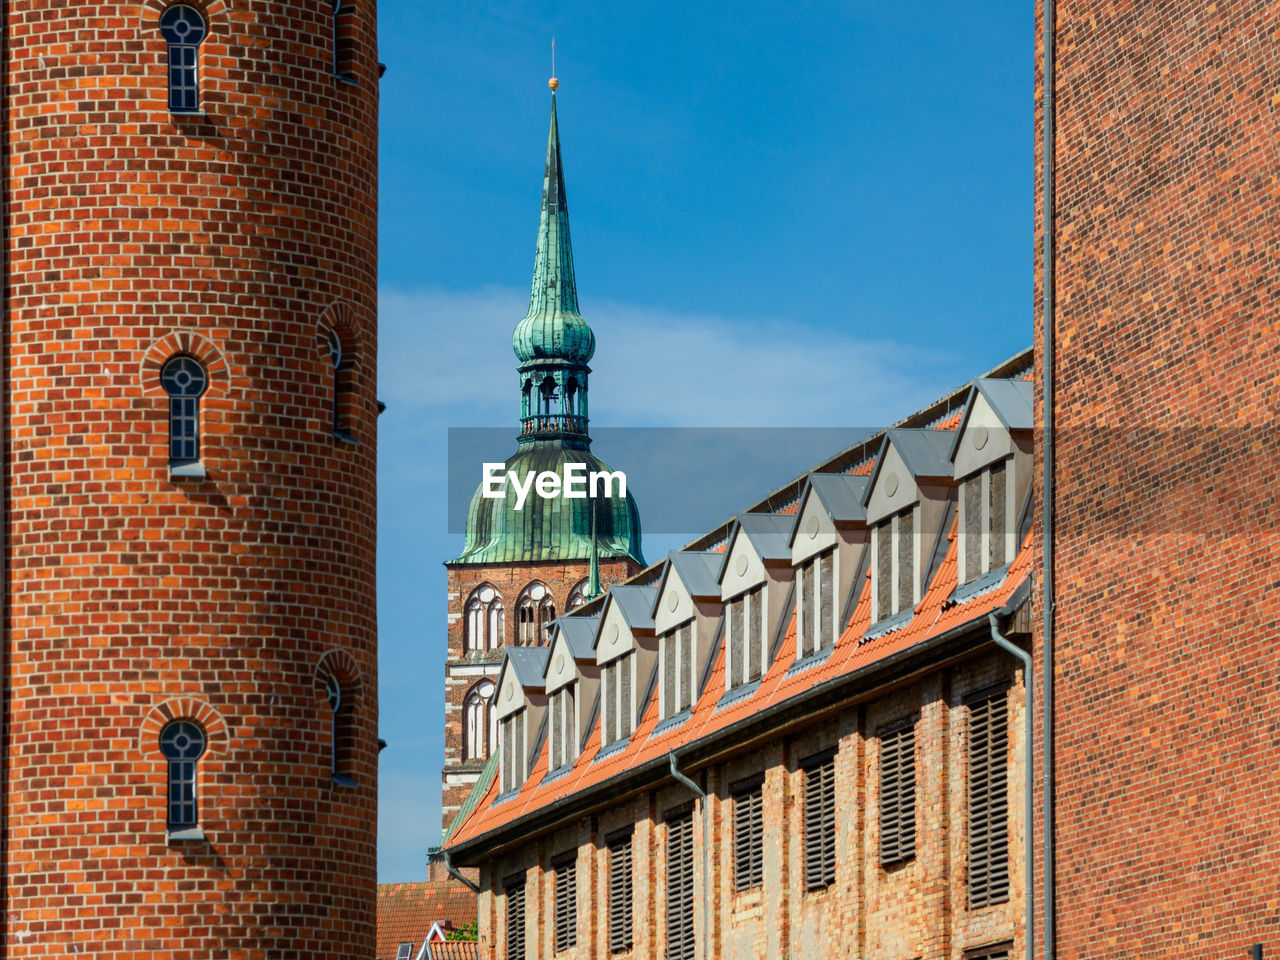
(513, 86), (596, 446)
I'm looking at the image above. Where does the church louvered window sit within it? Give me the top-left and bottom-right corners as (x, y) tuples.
(732, 776), (764, 890)
(159, 5), (207, 113)
(553, 853), (577, 952)
(504, 875), (526, 960)
(665, 809), (695, 960)
(607, 831), (634, 952)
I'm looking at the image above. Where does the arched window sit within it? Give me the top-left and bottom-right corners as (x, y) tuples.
(464, 680), (496, 761)
(568, 580), (589, 609)
(326, 673), (355, 783)
(327, 329), (343, 434)
(159, 5), (207, 113)
(160, 355), (208, 466)
(517, 583), (556, 644)
(465, 586), (504, 653)
(327, 328), (355, 441)
(159, 720), (206, 830)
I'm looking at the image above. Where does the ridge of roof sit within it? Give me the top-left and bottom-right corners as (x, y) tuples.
(734, 513), (796, 560)
(662, 550), (725, 601)
(506, 646), (551, 686)
(551, 614), (600, 662)
(599, 583), (658, 635)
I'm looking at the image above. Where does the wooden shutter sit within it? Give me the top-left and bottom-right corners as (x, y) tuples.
(601, 662), (613, 746)
(504, 877), (526, 960)
(747, 587), (763, 681)
(988, 462), (1007, 569)
(963, 475), (982, 582)
(607, 832), (634, 952)
(565, 685), (576, 762)
(665, 811), (695, 960)
(729, 596), (744, 688)
(662, 632), (676, 717)
(732, 780), (764, 890)
(879, 721), (917, 864)
(968, 691), (1010, 908)
(678, 624), (693, 711)
(553, 855), (577, 952)
(818, 549), (834, 649)
(896, 509), (914, 613)
(802, 752), (837, 889)
(501, 718), (513, 792)
(875, 523), (892, 621)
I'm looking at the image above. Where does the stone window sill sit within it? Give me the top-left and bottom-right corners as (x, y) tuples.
(169, 461), (207, 480)
(331, 774), (358, 788)
(333, 431), (359, 446)
(167, 826), (205, 843)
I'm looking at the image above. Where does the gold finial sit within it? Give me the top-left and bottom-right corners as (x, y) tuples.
(549, 37), (558, 91)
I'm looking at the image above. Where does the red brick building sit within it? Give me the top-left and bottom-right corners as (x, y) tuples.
(444, 354), (1037, 960)
(2, 3), (380, 957)
(1036, 1), (1280, 957)
(441, 90), (644, 833)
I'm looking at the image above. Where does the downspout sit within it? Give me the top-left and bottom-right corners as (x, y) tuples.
(442, 848), (481, 894)
(990, 612), (1033, 960)
(669, 752), (710, 960)
(1041, 0), (1058, 952)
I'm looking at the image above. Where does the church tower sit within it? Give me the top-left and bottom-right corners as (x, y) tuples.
(2, 3), (379, 957)
(441, 86), (644, 833)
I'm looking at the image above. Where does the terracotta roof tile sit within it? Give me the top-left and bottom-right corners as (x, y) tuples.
(376, 881), (477, 960)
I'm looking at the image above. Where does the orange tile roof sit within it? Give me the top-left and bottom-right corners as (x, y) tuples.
(446, 513), (1031, 854)
(376, 880), (477, 960)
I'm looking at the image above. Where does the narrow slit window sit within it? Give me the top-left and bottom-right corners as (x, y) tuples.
(159, 5), (207, 112)
(333, 0), (356, 80)
(159, 720), (206, 830)
(160, 355), (208, 465)
(325, 673), (354, 782)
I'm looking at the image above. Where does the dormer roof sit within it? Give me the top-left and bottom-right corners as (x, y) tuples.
(789, 474), (868, 549)
(598, 584), (658, 638)
(505, 646), (551, 689)
(551, 614), (601, 662)
(718, 514), (794, 578)
(655, 551), (724, 611)
(949, 378), (1034, 462)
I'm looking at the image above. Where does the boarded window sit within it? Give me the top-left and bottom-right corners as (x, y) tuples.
(747, 586), (763, 681)
(963, 475), (982, 582)
(879, 721), (917, 865)
(802, 751), (837, 889)
(988, 462), (1007, 569)
(607, 831), (634, 952)
(505, 877), (526, 960)
(968, 691), (1010, 908)
(677, 623), (694, 712)
(818, 549), (835, 649)
(663, 630), (677, 717)
(666, 810), (695, 960)
(896, 509), (914, 613)
(733, 779), (764, 890)
(551, 686), (576, 770)
(553, 854), (577, 952)
(875, 523), (892, 621)
(728, 595), (745, 687)
(619, 652), (633, 738)
(601, 661), (614, 746)
(800, 557), (815, 653)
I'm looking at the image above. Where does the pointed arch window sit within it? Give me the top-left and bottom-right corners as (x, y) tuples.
(159, 720), (206, 831)
(567, 580), (589, 609)
(325, 673), (356, 784)
(464, 680), (496, 762)
(159, 5), (207, 113)
(161, 355), (208, 471)
(517, 583), (556, 644)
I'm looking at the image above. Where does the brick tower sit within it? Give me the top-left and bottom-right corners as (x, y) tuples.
(1038, 1), (1280, 957)
(2, 3), (379, 957)
(441, 87), (644, 835)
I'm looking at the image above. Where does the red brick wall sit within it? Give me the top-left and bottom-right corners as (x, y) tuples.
(442, 557), (638, 832)
(1037, 2), (1280, 956)
(2, 2), (379, 957)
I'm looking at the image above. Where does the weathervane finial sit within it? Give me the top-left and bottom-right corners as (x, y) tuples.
(549, 37), (558, 91)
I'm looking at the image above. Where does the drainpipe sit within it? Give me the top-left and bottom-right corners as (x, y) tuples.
(990, 612), (1033, 960)
(1041, 0), (1058, 952)
(441, 848), (481, 894)
(669, 752), (710, 960)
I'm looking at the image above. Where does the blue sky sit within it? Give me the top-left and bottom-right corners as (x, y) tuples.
(375, 1), (1029, 882)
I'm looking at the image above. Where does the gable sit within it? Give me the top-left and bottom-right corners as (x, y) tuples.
(545, 631), (578, 694)
(952, 390), (1017, 480)
(865, 441), (921, 525)
(653, 564), (697, 635)
(494, 663), (526, 721)
(791, 488), (841, 565)
(720, 528), (767, 601)
(596, 600), (637, 666)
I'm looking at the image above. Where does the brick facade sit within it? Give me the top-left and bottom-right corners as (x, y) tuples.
(1036, 2), (1280, 958)
(474, 649), (1027, 960)
(2, 3), (380, 957)
(443, 557), (639, 832)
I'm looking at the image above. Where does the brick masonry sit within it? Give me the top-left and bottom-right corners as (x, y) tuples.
(2, 2), (380, 957)
(1035, 1), (1280, 957)
(442, 557), (639, 833)
(471, 648), (1027, 960)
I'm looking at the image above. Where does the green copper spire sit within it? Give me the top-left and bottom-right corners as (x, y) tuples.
(585, 494), (602, 600)
(512, 93), (596, 367)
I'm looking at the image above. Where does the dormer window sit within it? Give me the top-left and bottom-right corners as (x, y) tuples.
(726, 586), (765, 687)
(600, 652), (634, 746)
(548, 682), (577, 770)
(660, 622), (695, 719)
(959, 460), (1009, 584)
(796, 548), (837, 658)
(873, 508), (915, 623)
(499, 708), (527, 793)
